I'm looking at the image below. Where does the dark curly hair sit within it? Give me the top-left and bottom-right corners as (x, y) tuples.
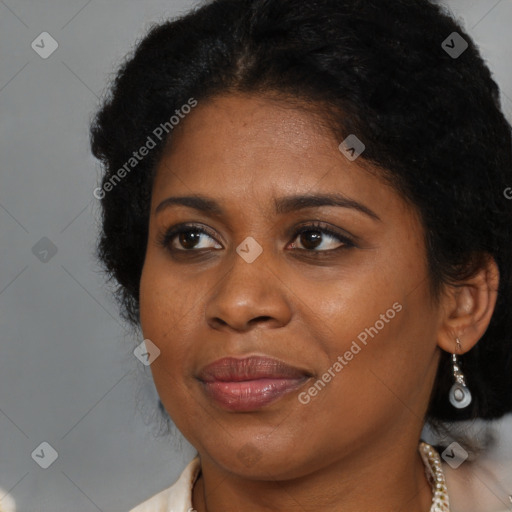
(90, 0), (512, 430)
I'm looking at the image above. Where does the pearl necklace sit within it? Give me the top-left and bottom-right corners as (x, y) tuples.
(419, 441), (451, 512)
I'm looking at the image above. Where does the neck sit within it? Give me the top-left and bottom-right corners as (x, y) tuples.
(192, 436), (434, 512)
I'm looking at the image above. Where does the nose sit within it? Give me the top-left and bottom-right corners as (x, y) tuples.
(204, 248), (293, 332)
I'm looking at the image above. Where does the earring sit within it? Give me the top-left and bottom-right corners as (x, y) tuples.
(448, 338), (472, 409)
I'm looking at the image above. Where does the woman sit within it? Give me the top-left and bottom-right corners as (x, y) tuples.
(90, 0), (512, 510)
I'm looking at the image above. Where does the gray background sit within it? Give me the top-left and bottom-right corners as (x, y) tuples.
(1, 1), (511, 511)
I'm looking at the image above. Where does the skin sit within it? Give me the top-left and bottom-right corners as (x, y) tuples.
(139, 93), (498, 512)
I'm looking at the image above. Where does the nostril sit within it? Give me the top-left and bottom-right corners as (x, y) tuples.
(258, 316), (272, 321)
(214, 318), (229, 327)
(250, 316), (273, 324)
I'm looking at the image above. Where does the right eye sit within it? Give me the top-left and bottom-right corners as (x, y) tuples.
(157, 224), (223, 252)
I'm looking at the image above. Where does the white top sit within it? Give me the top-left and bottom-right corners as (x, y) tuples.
(0, 489), (16, 512)
(129, 456), (201, 512)
(128, 448), (512, 512)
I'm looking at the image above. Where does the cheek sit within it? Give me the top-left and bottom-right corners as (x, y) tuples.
(139, 256), (195, 401)
(311, 284), (437, 423)
(139, 250), (196, 341)
(294, 253), (437, 417)
(139, 275), (204, 444)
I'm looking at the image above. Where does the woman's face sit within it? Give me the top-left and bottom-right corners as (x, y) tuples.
(139, 93), (443, 479)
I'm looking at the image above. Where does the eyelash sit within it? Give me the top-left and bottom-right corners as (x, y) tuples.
(156, 221), (355, 255)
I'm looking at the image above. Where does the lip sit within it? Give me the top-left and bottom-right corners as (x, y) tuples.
(197, 356), (312, 411)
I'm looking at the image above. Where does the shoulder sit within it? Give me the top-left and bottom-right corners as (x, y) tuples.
(0, 488), (17, 512)
(128, 456), (201, 512)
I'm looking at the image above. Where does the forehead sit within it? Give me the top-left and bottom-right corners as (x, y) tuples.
(152, 93), (385, 204)
(160, 94), (333, 168)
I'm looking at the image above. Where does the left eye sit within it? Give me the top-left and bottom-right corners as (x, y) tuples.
(289, 226), (352, 251)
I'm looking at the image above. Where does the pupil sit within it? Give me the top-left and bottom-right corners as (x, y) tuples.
(180, 231), (200, 249)
(301, 231), (322, 249)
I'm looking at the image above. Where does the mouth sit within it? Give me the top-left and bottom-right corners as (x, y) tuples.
(197, 355), (312, 411)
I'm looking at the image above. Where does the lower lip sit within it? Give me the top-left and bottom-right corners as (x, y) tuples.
(202, 378), (308, 411)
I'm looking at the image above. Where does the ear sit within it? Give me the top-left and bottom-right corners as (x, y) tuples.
(437, 255), (500, 354)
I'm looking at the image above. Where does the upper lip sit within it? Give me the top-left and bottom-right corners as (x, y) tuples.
(197, 356), (312, 382)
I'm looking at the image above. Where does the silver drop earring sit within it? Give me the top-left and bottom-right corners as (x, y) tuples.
(448, 338), (472, 409)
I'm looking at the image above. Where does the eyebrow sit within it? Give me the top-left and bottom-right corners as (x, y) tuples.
(155, 193), (381, 221)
